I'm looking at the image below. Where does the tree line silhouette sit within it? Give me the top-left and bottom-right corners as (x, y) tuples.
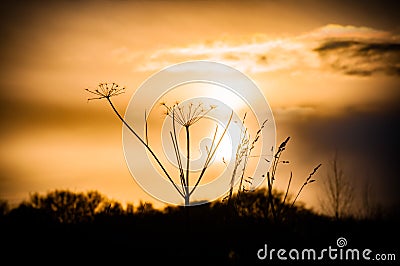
(1, 188), (398, 265)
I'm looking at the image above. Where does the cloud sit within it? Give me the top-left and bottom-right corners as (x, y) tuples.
(273, 106), (316, 121)
(123, 24), (400, 77)
(314, 39), (400, 76)
(130, 36), (316, 73)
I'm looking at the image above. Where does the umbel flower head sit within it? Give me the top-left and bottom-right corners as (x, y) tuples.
(85, 83), (125, 101)
(161, 102), (217, 127)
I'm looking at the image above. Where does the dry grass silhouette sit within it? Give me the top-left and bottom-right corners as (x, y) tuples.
(266, 136), (321, 223)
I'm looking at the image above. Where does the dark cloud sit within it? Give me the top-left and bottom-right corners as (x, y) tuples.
(314, 40), (360, 52)
(314, 40), (400, 76)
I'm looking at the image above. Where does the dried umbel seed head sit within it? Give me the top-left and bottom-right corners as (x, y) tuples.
(85, 83), (125, 101)
(161, 101), (217, 127)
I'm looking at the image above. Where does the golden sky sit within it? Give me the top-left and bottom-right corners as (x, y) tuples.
(1, 0), (399, 211)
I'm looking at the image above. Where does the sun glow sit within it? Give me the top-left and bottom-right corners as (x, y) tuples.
(212, 129), (233, 164)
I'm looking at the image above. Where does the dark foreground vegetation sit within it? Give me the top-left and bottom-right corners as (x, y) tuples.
(1, 189), (398, 265)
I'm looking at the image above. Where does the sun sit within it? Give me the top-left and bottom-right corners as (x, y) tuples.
(213, 128), (234, 164)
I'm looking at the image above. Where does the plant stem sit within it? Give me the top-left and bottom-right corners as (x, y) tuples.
(279, 171), (292, 218)
(189, 111), (233, 196)
(291, 183), (306, 209)
(106, 97), (184, 198)
(267, 172), (277, 223)
(185, 125), (190, 206)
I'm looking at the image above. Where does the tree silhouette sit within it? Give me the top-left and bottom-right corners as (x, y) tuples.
(0, 199), (8, 216)
(320, 152), (354, 220)
(24, 190), (111, 223)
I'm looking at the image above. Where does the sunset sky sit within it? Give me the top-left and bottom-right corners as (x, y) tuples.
(0, 0), (399, 212)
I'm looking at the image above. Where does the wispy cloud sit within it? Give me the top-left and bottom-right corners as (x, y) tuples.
(116, 24), (400, 76)
(128, 35), (317, 73)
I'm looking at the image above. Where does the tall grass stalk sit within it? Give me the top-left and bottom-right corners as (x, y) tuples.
(265, 137), (321, 223)
(224, 114), (267, 215)
(266, 136), (290, 222)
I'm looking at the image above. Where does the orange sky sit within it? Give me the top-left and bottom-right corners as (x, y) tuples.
(1, 0), (399, 211)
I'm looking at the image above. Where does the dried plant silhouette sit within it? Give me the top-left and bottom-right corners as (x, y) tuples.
(264, 137), (321, 223)
(224, 113), (267, 210)
(86, 83), (232, 205)
(161, 102), (233, 205)
(220, 116), (322, 223)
